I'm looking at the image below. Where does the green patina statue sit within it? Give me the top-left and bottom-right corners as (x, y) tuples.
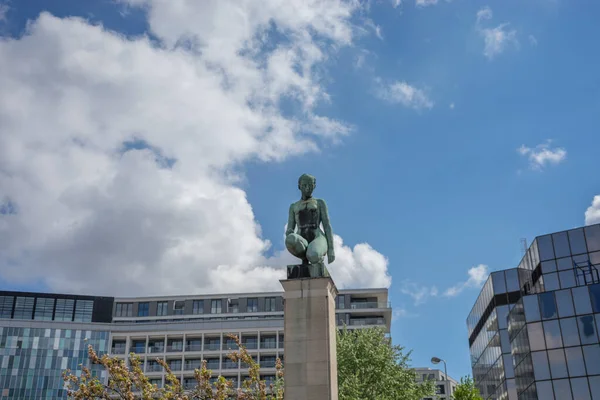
(285, 174), (335, 278)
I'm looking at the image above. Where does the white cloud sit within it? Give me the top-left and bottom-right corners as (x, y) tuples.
(416, 0), (438, 7)
(476, 7), (518, 60)
(392, 0), (402, 8)
(476, 6), (492, 24)
(585, 196), (600, 226)
(443, 264), (489, 297)
(529, 35), (538, 46)
(365, 18), (383, 40)
(0, 4), (391, 296)
(0, 2), (8, 22)
(377, 80), (433, 110)
(449, 102), (455, 109)
(517, 140), (567, 170)
(401, 265), (489, 304)
(401, 282), (439, 305)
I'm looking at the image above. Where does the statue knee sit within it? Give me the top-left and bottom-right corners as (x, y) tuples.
(286, 233), (307, 258)
(306, 249), (322, 264)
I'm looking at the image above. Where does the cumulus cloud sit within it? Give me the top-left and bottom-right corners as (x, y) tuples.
(517, 140), (567, 170)
(476, 7), (518, 60)
(585, 196), (600, 226)
(377, 80), (433, 110)
(444, 265), (489, 297)
(0, 2), (391, 296)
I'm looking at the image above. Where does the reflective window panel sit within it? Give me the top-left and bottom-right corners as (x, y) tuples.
(531, 351), (550, 380)
(565, 346), (587, 377)
(523, 295), (541, 322)
(536, 381), (555, 400)
(561, 317), (582, 347)
(582, 345), (600, 375)
(548, 349), (569, 379)
(540, 292), (558, 320)
(538, 235), (556, 261)
(556, 289), (575, 318)
(573, 286), (593, 315)
(585, 225), (600, 252)
(570, 377), (592, 400)
(553, 379), (573, 400)
(569, 228), (588, 255)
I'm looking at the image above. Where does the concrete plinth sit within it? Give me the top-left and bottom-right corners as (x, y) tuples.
(280, 277), (338, 400)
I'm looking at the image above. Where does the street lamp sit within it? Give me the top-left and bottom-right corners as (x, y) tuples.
(431, 357), (449, 399)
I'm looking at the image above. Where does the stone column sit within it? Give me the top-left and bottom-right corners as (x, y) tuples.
(280, 277), (338, 400)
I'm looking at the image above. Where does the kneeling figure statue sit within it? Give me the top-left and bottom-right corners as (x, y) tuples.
(285, 174), (335, 278)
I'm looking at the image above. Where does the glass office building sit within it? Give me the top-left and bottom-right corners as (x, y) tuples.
(1, 287), (391, 398)
(467, 223), (600, 400)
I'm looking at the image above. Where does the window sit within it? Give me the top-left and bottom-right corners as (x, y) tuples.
(247, 298), (258, 313)
(560, 318), (581, 347)
(0, 296), (14, 318)
(552, 379), (572, 400)
(565, 347), (586, 377)
(173, 301), (185, 315)
(115, 302), (133, 318)
(572, 286), (593, 315)
(265, 297), (276, 312)
(74, 300), (93, 322)
(538, 235), (555, 261)
(193, 300), (204, 314)
(591, 284), (600, 313)
(552, 232), (571, 258)
(34, 298), (54, 321)
(544, 272), (560, 291)
(543, 320), (563, 349)
(531, 351), (550, 380)
(157, 301), (168, 316)
(337, 294), (346, 309)
(229, 299), (239, 313)
(211, 299), (222, 314)
(138, 302), (149, 317)
(523, 295), (541, 322)
(539, 292), (557, 320)
(578, 316), (598, 344)
(13, 296), (34, 320)
(548, 349), (568, 379)
(555, 289), (575, 318)
(583, 345), (600, 375)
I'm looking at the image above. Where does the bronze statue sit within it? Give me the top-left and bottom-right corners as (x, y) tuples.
(285, 174), (335, 267)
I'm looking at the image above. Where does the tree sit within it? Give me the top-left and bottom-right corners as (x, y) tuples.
(451, 376), (483, 400)
(336, 327), (435, 400)
(63, 335), (284, 400)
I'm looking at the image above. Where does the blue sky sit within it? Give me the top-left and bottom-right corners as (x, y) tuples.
(1, 0), (600, 381)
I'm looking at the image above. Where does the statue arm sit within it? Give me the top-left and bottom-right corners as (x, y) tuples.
(319, 199), (335, 258)
(286, 204), (296, 235)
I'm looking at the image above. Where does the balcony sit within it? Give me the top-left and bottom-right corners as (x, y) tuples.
(204, 343), (220, 351)
(260, 360), (276, 368)
(349, 301), (390, 309)
(148, 345), (165, 354)
(186, 344), (202, 352)
(167, 362), (182, 372)
(166, 345), (183, 353)
(349, 317), (385, 326)
(131, 347), (146, 354)
(146, 363), (163, 372)
(222, 360), (239, 369)
(185, 360), (202, 371)
(111, 347), (126, 355)
(260, 339), (277, 349)
(242, 340), (258, 350)
(205, 362), (220, 370)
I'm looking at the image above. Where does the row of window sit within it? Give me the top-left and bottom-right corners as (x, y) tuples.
(140, 355), (282, 372)
(0, 296), (93, 322)
(112, 335), (283, 354)
(116, 298), (279, 318)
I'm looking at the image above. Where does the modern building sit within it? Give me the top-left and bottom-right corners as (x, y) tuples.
(413, 367), (458, 400)
(467, 223), (600, 400)
(0, 287), (391, 399)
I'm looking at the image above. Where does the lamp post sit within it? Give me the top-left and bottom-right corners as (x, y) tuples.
(431, 356), (449, 399)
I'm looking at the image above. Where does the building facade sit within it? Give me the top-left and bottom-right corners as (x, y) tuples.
(468, 223), (600, 400)
(413, 367), (458, 400)
(0, 287), (391, 399)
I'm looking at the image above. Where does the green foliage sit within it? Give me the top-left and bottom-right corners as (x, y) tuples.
(452, 376), (483, 400)
(63, 335), (283, 400)
(336, 327), (435, 400)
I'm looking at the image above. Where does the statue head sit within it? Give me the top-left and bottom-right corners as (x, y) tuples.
(298, 173), (316, 198)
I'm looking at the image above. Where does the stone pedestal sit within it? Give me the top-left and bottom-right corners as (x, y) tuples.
(280, 277), (338, 400)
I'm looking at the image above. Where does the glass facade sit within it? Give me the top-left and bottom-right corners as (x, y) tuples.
(0, 327), (108, 399)
(469, 223), (600, 400)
